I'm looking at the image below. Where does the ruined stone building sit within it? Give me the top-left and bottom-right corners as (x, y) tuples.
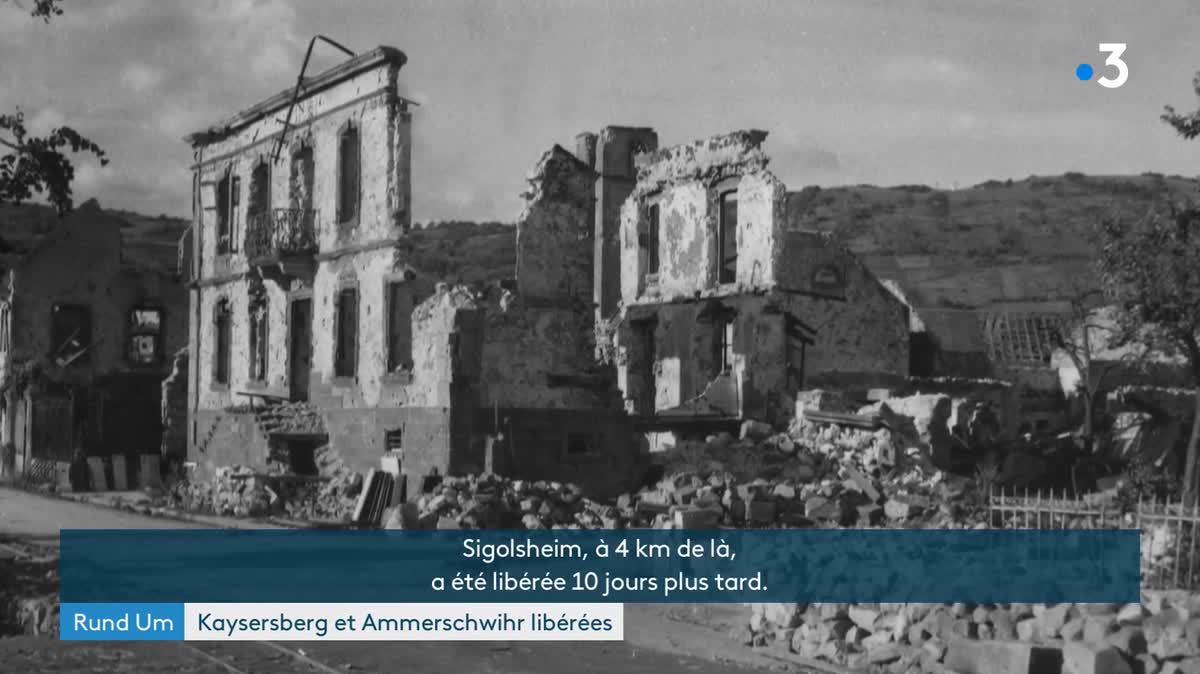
(0, 200), (186, 484)
(601, 131), (910, 436)
(181, 47), (638, 495)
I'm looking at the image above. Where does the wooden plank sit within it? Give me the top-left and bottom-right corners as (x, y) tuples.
(352, 469), (379, 525)
(802, 409), (883, 430)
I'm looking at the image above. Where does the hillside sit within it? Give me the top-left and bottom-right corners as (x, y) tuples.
(1, 172), (1192, 308)
(784, 172), (1200, 309)
(0, 202), (187, 274)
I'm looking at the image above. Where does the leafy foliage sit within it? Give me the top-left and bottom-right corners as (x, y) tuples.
(0, 110), (109, 214)
(1097, 204), (1200, 367)
(0, 0), (108, 214)
(1097, 204), (1200, 501)
(1163, 72), (1200, 140)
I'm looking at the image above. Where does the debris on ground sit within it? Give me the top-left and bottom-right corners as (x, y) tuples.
(747, 594), (1197, 673)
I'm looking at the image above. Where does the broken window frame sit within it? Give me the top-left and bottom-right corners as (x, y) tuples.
(50, 303), (92, 367)
(127, 305), (165, 367)
(713, 311), (735, 377)
(333, 286), (359, 379)
(212, 299), (232, 387)
(215, 171), (232, 255)
(638, 195), (662, 293)
(288, 142), (316, 237)
(247, 293), (269, 383)
(628, 141), (647, 179)
(229, 175), (241, 253)
(717, 188), (739, 285)
(248, 160), (271, 249)
(563, 431), (604, 460)
(384, 279), (415, 375)
(337, 122), (361, 230)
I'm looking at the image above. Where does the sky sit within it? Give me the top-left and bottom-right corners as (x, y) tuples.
(3, 0), (1200, 222)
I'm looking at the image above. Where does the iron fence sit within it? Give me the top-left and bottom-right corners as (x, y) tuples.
(989, 488), (1200, 590)
(245, 208), (319, 260)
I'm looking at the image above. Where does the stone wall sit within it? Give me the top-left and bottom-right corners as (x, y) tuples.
(161, 349), (189, 459)
(592, 126), (658, 320)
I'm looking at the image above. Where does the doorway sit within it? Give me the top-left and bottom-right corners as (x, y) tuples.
(289, 297), (312, 401)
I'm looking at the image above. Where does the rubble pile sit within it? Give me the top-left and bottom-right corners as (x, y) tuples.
(166, 458), (362, 521)
(747, 595), (1200, 674)
(0, 541), (58, 638)
(385, 473), (620, 530)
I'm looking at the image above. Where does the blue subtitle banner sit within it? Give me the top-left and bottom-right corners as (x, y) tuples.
(59, 528), (1140, 604)
(60, 602), (184, 640)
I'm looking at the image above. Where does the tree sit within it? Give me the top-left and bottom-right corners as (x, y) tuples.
(0, 0), (108, 214)
(1096, 204), (1200, 504)
(1163, 71), (1200, 139)
(1049, 289), (1128, 453)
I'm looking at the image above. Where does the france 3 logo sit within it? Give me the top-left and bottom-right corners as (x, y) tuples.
(1076, 44), (1128, 88)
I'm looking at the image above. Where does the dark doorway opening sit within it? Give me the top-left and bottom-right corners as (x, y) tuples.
(289, 298), (312, 401)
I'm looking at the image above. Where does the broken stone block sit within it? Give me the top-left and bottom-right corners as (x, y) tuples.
(804, 495), (837, 520)
(1157, 633), (1200, 660)
(849, 606), (880, 631)
(674, 508), (719, 529)
(1116, 603), (1145, 625)
(740, 419), (774, 441)
(1144, 608), (1188, 644)
(1041, 603), (1073, 638)
(820, 603), (848, 622)
(1062, 642), (1132, 674)
(436, 516), (461, 530)
(842, 465), (880, 502)
(744, 500), (776, 524)
(1135, 654), (1160, 674)
(1162, 658), (1200, 674)
(867, 643), (905, 665)
(907, 624), (929, 647)
(1104, 626), (1146, 656)
(862, 630), (894, 651)
(944, 640), (1064, 674)
(1084, 615), (1119, 644)
(1062, 616), (1087, 641)
(884, 497), (926, 520)
(773, 484), (796, 500)
(763, 603), (804, 630)
(1016, 617), (1042, 642)
(857, 504), (884, 526)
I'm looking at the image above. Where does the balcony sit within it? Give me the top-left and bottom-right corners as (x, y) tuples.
(245, 208), (319, 280)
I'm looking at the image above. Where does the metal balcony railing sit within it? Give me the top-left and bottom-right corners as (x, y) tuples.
(245, 208), (319, 261)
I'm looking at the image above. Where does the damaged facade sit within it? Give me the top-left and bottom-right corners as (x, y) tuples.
(182, 47), (637, 496)
(606, 131), (910, 436)
(0, 200), (187, 484)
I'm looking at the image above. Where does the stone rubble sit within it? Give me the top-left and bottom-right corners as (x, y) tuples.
(165, 446), (362, 521)
(746, 593), (1200, 674)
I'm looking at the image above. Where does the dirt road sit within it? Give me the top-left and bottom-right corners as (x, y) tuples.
(0, 487), (204, 540)
(0, 487), (793, 674)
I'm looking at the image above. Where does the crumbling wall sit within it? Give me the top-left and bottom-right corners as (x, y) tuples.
(190, 408), (271, 479)
(776, 233), (909, 388)
(736, 171), (786, 288)
(479, 291), (602, 410)
(616, 295), (789, 422)
(619, 131), (780, 306)
(593, 126), (658, 320)
(515, 146), (594, 305)
(312, 281), (471, 477)
(160, 349), (188, 459)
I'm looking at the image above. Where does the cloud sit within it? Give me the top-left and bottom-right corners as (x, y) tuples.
(120, 62), (164, 93)
(881, 56), (976, 88)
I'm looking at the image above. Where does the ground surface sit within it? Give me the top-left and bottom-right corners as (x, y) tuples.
(0, 487), (799, 674)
